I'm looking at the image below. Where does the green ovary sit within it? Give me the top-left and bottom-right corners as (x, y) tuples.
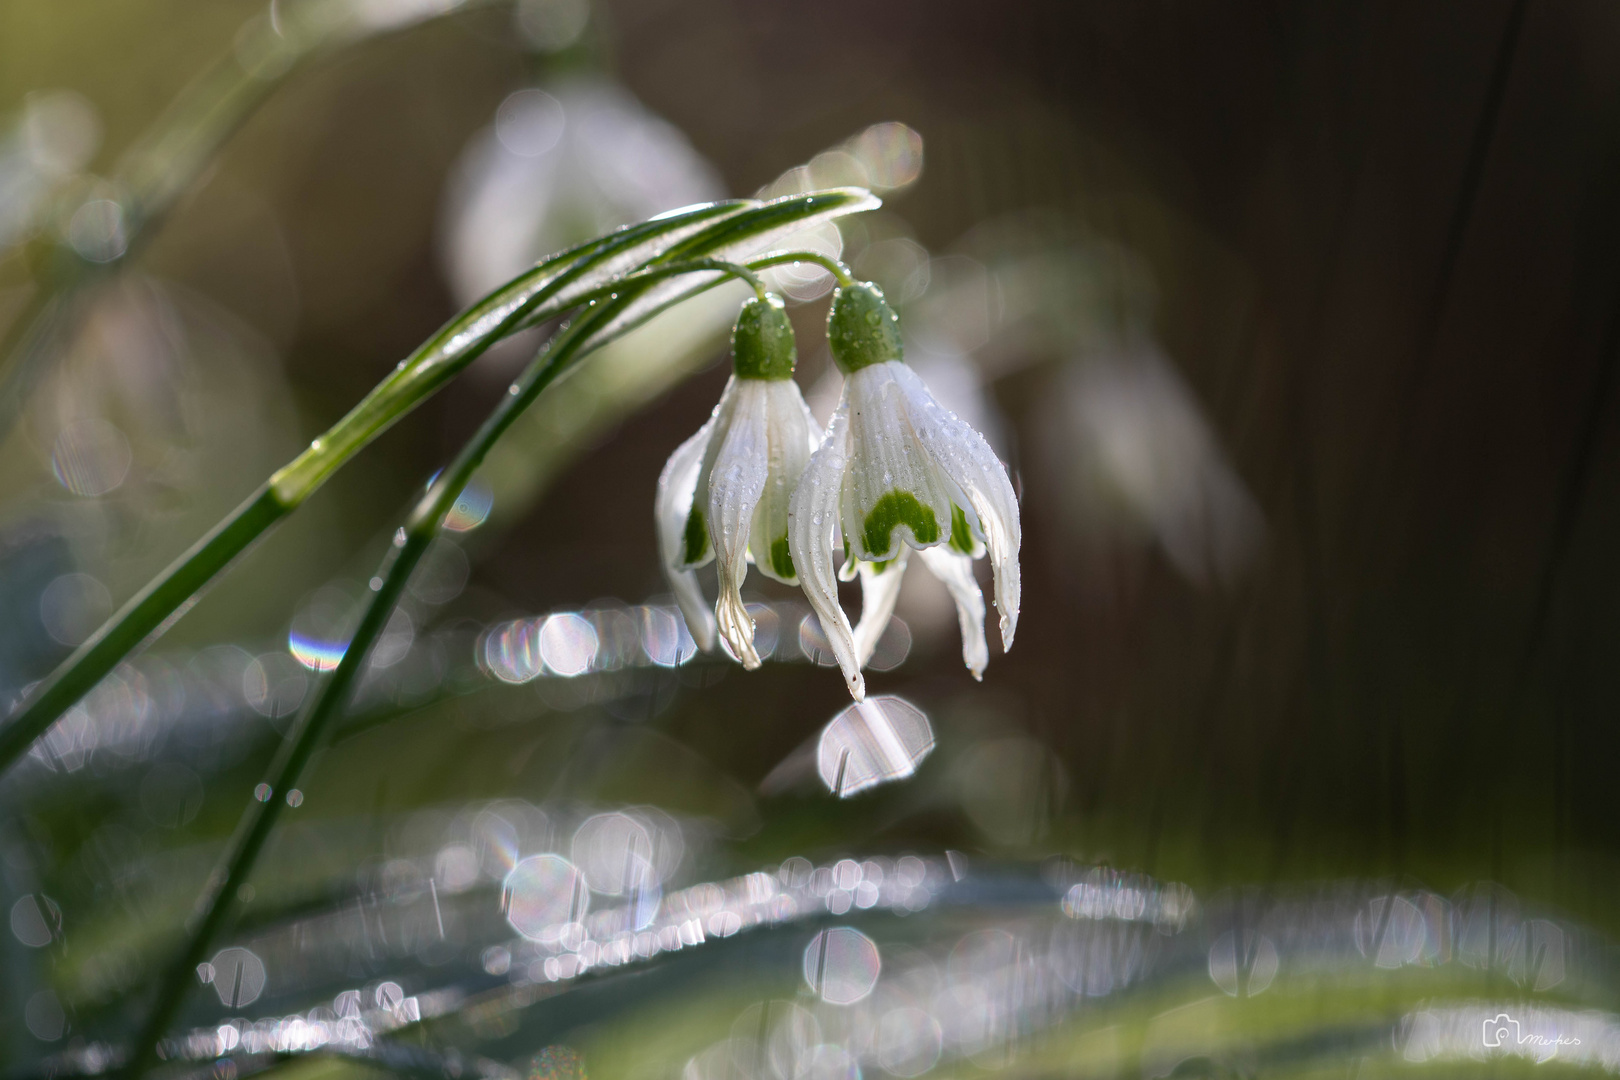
(769, 536), (795, 580)
(863, 490), (940, 557)
(682, 507), (710, 565)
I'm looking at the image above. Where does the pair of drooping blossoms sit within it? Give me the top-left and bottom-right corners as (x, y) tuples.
(656, 281), (1020, 701)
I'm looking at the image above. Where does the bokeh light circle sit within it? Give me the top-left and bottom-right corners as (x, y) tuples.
(803, 926), (881, 1004)
(504, 854), (588, 944)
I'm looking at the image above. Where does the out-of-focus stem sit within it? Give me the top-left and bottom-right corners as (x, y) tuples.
(0, 0), (506, 440)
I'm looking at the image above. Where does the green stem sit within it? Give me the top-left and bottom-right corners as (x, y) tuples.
(746, 249), (856, 286)
(122, 258), (771, 1075)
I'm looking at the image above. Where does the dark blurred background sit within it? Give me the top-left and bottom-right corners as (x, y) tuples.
(5, 0), (1620, 1074)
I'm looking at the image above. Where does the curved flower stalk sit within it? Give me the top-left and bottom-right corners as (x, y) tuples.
(659, 293), (820, 666)
(788, 281), (1021, 699)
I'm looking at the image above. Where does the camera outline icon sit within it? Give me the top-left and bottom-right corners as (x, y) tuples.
(1483, 1013), (1521, 1048)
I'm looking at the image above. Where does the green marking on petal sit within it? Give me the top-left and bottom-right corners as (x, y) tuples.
(863, 490), (940, 557)
(770, 535), (795, 579)
(949, 503), (978, 555)
(682, 507), (710, 565)
(868, 558), (894, 575)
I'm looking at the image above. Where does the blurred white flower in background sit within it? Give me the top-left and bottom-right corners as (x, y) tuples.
(439, 77), (725, 305)
(885, 212), (1262, 592)
(1039, 348), (1263, 587)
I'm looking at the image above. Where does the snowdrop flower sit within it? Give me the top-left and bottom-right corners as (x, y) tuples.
(656, 293), (820, 666)
(789, 281), (1021, 700)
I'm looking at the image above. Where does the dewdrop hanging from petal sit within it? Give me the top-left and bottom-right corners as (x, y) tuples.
(655, 292), (821, 666)
(787, 281), (1021, 700)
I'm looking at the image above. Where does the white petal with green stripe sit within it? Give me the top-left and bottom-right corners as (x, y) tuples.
(838, 361), (958, 563)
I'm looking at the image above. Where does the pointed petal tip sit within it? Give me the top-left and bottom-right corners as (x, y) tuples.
(716, 591), (761, 670)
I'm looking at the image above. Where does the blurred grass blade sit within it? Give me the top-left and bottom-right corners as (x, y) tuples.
(0, 191), (876, 779)
(0, 0), (508, 437)
(118, 0), (505, 226)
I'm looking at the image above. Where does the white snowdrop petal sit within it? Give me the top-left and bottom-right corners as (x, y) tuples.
(689, 376), (743, 545)
(800, 394), (824, 455)
(749, 380), (820, 586)
(840, 361), (957, 563)
(852, 548), (910, 669)
(788, 401), (865, 699)
(917, 545), (989, 680)
(708, 381), (772, 668)
(895, 362), (1022, 650)
(655, 417), (718, 652)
